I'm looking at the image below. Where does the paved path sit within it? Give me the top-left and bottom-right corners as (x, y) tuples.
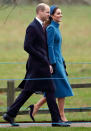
(0, 122), (91, 128)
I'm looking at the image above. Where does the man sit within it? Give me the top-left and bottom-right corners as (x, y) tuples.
(3, 3), (70, 127)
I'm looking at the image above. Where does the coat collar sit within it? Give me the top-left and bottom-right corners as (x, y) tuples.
(33, 18), (43, 28)
(35, 17), (43, 27)
(33, 18), (44, 33)
(51, 20), (59, 28)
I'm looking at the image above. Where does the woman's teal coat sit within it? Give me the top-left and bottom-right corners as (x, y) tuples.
(46, 20), (74, 98)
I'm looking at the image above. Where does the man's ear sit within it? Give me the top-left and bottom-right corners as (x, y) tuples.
(39, 10), (43, 13)
(39, 10), (43, 16)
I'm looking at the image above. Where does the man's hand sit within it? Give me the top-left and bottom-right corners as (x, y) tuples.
(49, 65), (53, 74)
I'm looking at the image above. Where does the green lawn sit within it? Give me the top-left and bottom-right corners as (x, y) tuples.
(0, 4), (91, 123)
(0, 127), (91, 131)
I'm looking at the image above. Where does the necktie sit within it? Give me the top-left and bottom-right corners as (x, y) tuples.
(42, 23), (46, 32)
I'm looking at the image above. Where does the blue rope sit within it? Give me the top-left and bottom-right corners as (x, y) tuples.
(0, 122), (91, 126)
(0, 62), (91, 64)
(1, 107), (91, 110)
(0, 77), (91, 81)
(0, 62), (26, 64)
(67, 62), (91, 64)
(39, 107), (91, 110)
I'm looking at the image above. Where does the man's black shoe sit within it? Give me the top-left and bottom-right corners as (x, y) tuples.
(3, 113), (19, 126)
(52, 120), (70, 127)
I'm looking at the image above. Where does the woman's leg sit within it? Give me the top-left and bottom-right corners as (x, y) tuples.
(58, 98), (68, 122)
(32, 97), (46, 116)
(32, 97), (68, 121)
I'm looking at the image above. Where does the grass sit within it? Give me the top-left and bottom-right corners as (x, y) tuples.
(0, 4), (91, 123)
(0, 127), (91, 131)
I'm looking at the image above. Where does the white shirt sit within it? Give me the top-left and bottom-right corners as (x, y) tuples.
(36, 17), (43, 27)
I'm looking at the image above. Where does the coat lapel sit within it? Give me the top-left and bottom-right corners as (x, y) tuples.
(33, 18), (44, 33)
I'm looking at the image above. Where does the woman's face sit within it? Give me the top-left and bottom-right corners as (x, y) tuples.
(52, 8), (63, 23)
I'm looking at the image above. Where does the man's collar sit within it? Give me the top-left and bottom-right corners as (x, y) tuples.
(36, 17), (43, 26)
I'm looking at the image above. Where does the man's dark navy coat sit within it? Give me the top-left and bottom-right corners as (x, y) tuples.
(19, 18), (54, 93)
(7, 18), (61, 122)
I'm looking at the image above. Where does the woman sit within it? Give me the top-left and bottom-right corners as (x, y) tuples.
(28, 5), (74, 122)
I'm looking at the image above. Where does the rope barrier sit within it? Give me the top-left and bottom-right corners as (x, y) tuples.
(0, 77), (91, 81)
(0, 62), (91, 64)
(0, 62), (26, 64)
(67, 62), (91, 64)
(0, 122), (91, 126)
(0, 107), (91, 110)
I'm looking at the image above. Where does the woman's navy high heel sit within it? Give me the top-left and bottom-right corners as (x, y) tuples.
(27, 104), (35, 122)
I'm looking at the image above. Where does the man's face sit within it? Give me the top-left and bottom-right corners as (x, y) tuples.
(40, 6), (50, 22)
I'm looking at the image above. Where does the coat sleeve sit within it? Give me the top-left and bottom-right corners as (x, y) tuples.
(24, 25), (49, 64)
(46, 26), (56, 64)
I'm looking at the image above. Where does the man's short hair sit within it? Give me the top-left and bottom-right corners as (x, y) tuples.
(36, 3), (47, 14)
